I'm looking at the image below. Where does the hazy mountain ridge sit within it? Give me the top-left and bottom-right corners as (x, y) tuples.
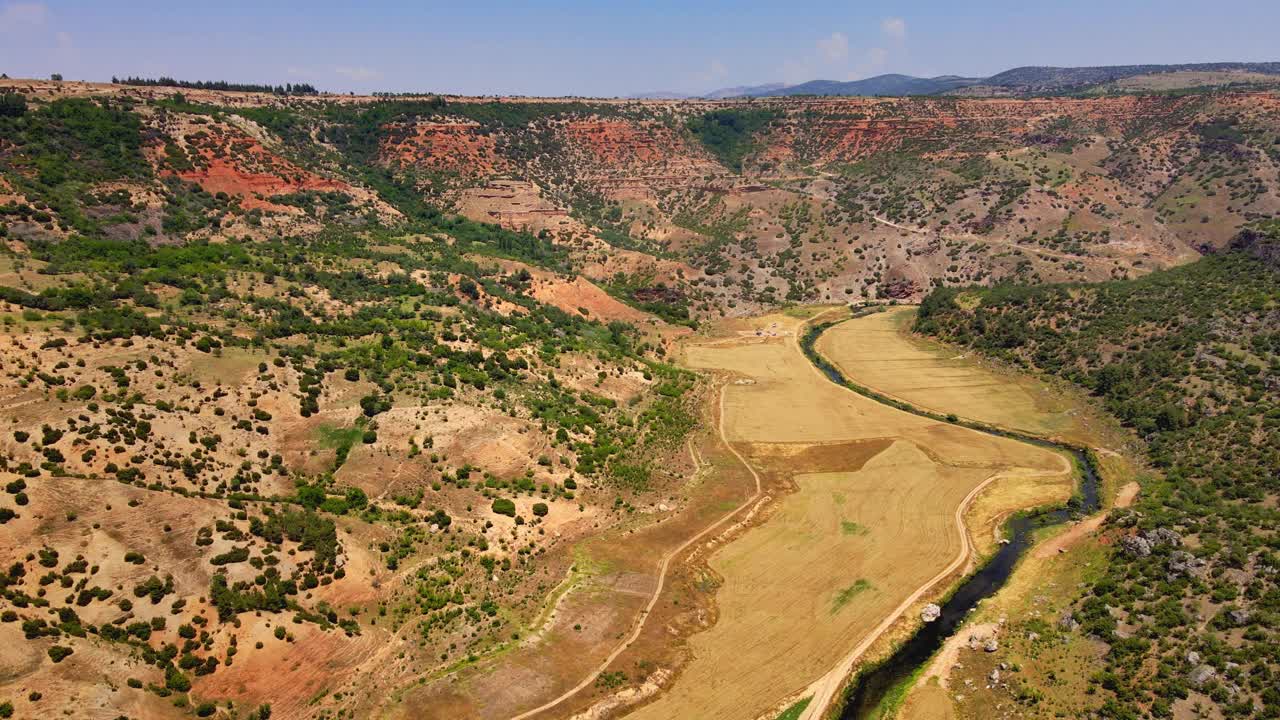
(985, 61), (1280, 90)
(670, 61), (1280, 99)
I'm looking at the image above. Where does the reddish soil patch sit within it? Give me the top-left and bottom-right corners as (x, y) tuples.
(146, 118), (351, 210)
(530, 273), (650, 323)
(380, 121), (504, 175)
(561, 120), (672, 167)
(196, 621), (387, 718)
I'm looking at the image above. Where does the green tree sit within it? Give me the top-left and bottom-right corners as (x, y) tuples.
(0, 93), (26, 117)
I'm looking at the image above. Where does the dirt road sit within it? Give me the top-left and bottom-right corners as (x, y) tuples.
(509, 383), (764, 720)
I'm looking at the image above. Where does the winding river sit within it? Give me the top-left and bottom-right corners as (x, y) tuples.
(799, 315), (1101, 720)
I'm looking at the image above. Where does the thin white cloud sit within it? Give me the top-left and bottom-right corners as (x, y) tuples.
(848, 47), (889, 80)
(881, 17), (907, 42)
(692, 58), (729, 86)
(780, 18), (908, 85)
(0, 1), (47, 32)
(817, 32), (849, 63)
(778, 32), (847, 83)
(335, 66), (381, 82)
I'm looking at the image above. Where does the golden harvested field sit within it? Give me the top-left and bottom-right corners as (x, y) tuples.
(815, 308), (1089, 442)
(817, 307), (1139, 555)
(625, 312), (1069, 720)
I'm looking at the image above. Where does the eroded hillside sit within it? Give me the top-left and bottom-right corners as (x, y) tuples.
(6, 80), (1280, 321)
(0, 87), (702, 716)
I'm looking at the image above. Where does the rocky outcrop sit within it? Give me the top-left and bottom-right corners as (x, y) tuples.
(921, 603), (941, 623)
(1189, 664), (1217, 688)
(1167, 550), (1208, 579)
(1058, 611), (1080, 632)
(1120, 527), (1183, 557)
(631, 286), (687, 304)
(1118, 535), (1153, 557)
(1147, 528), (1183, 546)
(880, 278), (918, 300)
(1227, 608), (1252, 626)
(1228, 225), (1280, 270)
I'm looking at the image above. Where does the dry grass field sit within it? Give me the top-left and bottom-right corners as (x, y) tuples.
(622, 312), (1069, 720)
(815, 308), (1089, 442)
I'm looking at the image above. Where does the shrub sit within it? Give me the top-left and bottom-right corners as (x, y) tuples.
(491, 498), (516, 517)
(0, 92), (27, 117)
(359, 393), (391, 417)
(193, 336), (220, 353)
(210, 547), (249, 565)
(165, 665), (191, 691)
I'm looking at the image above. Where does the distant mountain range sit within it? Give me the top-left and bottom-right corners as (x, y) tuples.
(633, 61), (1280, 100)
(704, 83), (789, 100)
(715, 74), (985, 98)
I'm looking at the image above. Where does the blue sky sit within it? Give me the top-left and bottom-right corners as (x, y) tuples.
(0, 0), (1277, 96)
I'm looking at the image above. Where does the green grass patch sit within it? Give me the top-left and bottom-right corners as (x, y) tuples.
(775, 696), (812, 720)
(864, 661), (928, 720)
(832, 579), (873, 614)
(840, 520), (869, 536)
(315, 418), (368, 470)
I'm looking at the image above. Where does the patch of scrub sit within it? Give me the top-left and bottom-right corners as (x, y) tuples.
(840, 520), (869, 536)
(832, 579), (874, 614)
